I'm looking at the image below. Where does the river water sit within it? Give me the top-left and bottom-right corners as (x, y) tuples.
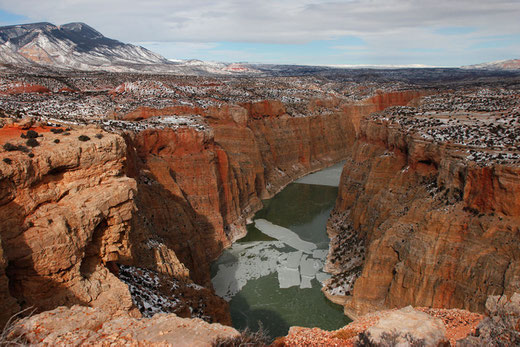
(211, 162), (351, 338)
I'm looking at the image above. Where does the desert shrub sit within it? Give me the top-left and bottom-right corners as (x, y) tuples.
(3, 143), (18, 152)
(78, 135), (90, 142)
(95, 133), (104, 139)
(25, 130), (38, 139)
(50, 128), (64, 134)
(26, 138), (39, 147)
(2, 158), (12, 164)
(53, 139), (60, 144)
(2, 143), (28, 153)
(0, 307), (34, 346)
(28, 153), (34, 158)
(62, 132), (70, 136)
(213, 325), (270, 347)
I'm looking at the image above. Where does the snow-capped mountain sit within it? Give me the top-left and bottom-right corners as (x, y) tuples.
(462, 59), (520, 70)
(0, 22), (265, 75)
(0, 22), (172, 72)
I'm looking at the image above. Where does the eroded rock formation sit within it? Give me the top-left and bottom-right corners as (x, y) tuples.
(0, 90), (434, 329)
(9, 305), (239, 346)
(325, 106), (520, 317)
(0, 125), (139, 319)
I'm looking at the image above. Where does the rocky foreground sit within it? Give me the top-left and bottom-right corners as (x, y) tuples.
(5, 293), (519, 346)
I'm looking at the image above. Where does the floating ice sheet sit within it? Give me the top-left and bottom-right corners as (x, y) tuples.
(212, 241), (283, 300)
(312, 249), (329, 260)
(294, 161), (345, 187)
(300, 275), (314, 289)
(285, 251), (303, 269)
(300, 256), (319, 277)
(254, 219), (317, 253)
(316, 272), (332, 283)
(278, 267), (301, 288)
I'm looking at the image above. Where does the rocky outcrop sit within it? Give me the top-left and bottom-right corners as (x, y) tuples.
(458, 293), (520, 346)
(279, 305), (482, 346)
(326, 115), (520, 317)
(0, 125), (139, 324)
(8, 305), (239, 346)
(364, 306), (447, 346)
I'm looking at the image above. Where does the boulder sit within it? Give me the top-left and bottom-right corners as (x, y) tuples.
(365, 306), (447, 346)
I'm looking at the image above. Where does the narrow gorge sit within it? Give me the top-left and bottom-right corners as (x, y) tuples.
(1, 71), (519, 345)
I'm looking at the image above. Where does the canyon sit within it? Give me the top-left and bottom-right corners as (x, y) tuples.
(0, 69), (519, 345)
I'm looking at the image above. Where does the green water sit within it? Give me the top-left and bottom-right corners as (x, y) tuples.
(211, 164), (351, 339)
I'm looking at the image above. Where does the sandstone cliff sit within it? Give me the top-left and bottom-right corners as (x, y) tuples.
(121, 94), (421, 291)
(325, 111), (520, 317)
(0, 125), (139, 321)
(0, 90), (422, 328)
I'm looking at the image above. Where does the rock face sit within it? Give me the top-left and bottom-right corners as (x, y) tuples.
(325, 112), (520, 317)
(0, 125), (139, 322)
(0, 234), (19, 326)
(123, 94), (421, 289)
(0, 90), (422, 328)
(9, 305), (239, 346)
(458, 293), (520, 346)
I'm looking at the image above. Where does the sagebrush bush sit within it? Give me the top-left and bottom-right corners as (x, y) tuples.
(0, 307), (35, 346)
(50, 128), (64, 134)
(78, 135), (90, 142)
(25, 130), (38, 139)
(355, 330), (426, 347)
(25, 138), (39, 148)
(3, 143), (29, 153)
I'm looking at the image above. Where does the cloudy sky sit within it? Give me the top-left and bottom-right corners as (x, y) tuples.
(0, 0), (519, 66)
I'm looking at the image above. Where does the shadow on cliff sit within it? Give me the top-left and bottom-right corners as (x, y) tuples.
(2, 201), (92, 316)
(123, 147), (227, 288)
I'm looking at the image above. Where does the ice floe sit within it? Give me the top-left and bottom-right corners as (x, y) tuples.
(212, 219), (333, 300)
(278, 267), (301, 288)
(254, 219), (316, 253)
(294, 161), (345, 187)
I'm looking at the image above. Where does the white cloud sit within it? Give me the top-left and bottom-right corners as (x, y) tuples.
(1, 0), (519, 65)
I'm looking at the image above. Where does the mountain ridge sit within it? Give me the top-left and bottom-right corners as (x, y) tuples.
(0, 21), (169, 72)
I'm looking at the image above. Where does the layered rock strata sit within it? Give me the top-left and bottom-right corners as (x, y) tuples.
(0, 89), (422, 328)
(123, 93), (422, 289)
(325, 101), (520, 317)
(0, 125), (139, 319)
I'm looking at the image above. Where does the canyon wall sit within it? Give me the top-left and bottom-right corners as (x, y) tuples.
(326, 117), (520, 317)
(0, 126), (139, 319)
(0, 90), (422, 327)
(124, 92), (421, 289)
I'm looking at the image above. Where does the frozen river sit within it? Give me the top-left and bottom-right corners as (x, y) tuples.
(211, 162), (351, 338)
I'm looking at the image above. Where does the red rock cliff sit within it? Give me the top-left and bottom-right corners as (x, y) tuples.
(326, 116), (520, 317)
(0, 126), (139, 322)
